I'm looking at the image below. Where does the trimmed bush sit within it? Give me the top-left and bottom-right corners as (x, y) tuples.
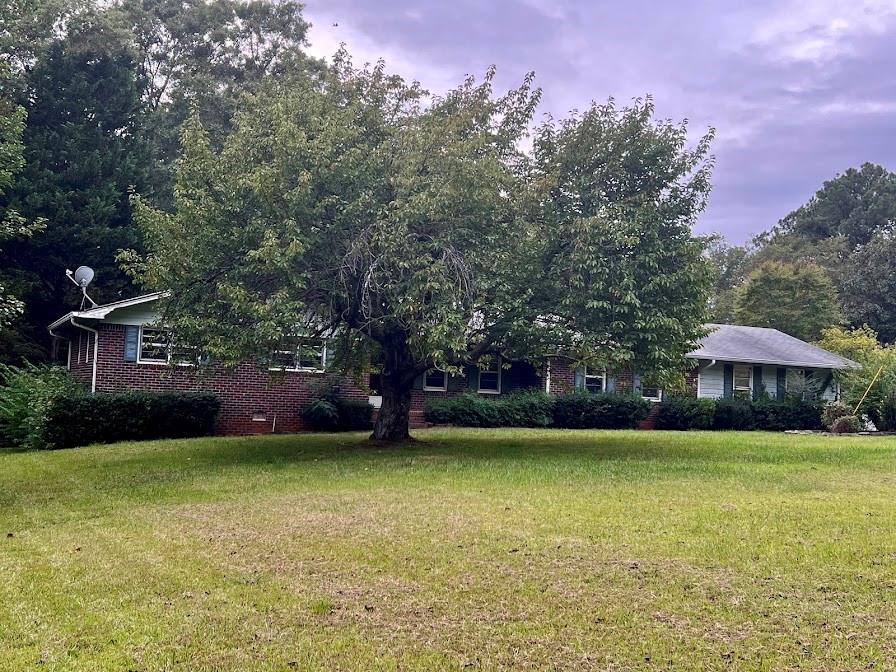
(655, 396), (715, 430)
(0, 364), (85, 449)
(552, 392), (649, 429)
(831, 415), (860, 434)
(753, 396), (824, 431)
(496, 390), (555, 427)
(424, 394), (503, 427)
(712, 398), (755, 430)
(43, 392), (220, 449)
(877, 392), (896, 432)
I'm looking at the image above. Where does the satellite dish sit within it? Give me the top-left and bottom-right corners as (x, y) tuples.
(73, 266), (94, 288)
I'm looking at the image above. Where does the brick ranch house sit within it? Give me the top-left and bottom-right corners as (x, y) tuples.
(48, 292), (855, 435)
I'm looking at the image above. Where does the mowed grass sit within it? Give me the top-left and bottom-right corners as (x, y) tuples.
(1, 429), (895, 671)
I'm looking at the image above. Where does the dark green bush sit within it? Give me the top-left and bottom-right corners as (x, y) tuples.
(753, 396), (824, 431)
(496, 390), (555, 427)
(552, 392), (649, 429)
(877, 392), (896, 431)
(336, 398), (374, 430)
(43, 392), (220, 449)
(0, 363), (85, 449)
(712, 398), (755, 430)
(302, 383), (374, 431)
(302, 398), (340, 431)
(655, 396), (715, 430)
(424, 394), (503, 427)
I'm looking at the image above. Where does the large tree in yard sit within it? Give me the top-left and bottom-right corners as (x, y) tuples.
(128, 60), (714, 440)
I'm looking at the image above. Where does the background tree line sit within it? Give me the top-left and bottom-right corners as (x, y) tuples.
(0, 0), (318, 362)
(708, 162), (896, 344)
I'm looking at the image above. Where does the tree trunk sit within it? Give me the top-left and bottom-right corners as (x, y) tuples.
(372, 376), (413, 441)
(370, 332), (418, 442)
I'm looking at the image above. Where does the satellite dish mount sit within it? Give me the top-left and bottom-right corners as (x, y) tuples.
(66, 266), (97, 310)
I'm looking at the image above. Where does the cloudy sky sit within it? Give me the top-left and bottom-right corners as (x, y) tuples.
(301, 0), (896, 243)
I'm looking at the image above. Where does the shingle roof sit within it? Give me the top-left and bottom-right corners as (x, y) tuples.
(688, 324), (858, 369)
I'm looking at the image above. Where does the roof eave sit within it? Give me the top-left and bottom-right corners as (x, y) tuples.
(687, 353), (857, 370)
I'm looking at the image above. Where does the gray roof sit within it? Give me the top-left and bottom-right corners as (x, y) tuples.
(688, 324), (858, 369)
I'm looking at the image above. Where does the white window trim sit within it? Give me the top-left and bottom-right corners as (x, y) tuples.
(268, 341), (327, 373)
(583, 366), (606, 394)
(733, 364), (753, 395)
(137, 325), (202, 367)
(423, 369), (448, 392)
(477, 359), (502, 395)
(641, 386), (662, 402)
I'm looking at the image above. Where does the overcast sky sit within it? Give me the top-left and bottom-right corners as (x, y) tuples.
(301, 0), (896, 243)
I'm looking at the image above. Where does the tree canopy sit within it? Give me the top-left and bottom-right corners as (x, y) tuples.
(128, 61), (714, 439)
(733, 261), (841, 341)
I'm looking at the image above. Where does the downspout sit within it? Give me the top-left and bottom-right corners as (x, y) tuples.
(70, 317), (99, 393)
(47, 325), (71, 370)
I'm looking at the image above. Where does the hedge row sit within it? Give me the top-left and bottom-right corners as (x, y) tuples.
(425, 391), (650, 429)
(44, 392), (221, 449)
(654, 395), (824, 431)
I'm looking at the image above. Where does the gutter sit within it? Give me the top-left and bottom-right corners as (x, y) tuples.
(70, 317), (99, 393)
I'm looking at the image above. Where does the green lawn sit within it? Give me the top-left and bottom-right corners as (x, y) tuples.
(1, 429), (895, 671)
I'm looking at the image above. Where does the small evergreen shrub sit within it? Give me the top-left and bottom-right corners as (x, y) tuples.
(877, 392), (896, 432)
(830, 415), (860, 434)
(43, 392), (220, 449)
(0, 364), (85, 449)
(655, 396), (715, 430)
(552, 392), (649, 429)
(712, 398), (755, 430)
(302, 383), (374, 431)
(822, 402), (852, 430)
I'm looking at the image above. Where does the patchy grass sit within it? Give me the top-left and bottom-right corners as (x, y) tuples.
(1, 429), (895, 671)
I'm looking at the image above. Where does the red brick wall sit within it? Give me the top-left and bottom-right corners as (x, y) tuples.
(88, 324), (370, 435)
(547, 357), (576, 395)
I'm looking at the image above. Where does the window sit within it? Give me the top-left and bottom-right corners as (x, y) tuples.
(424, 369), (447, 391)
(138, 327), (171, 363)
(269, 338), (326, 372)
(733, 364), (752, 398)
(138, 327), (202, 365)
(641, 386), (662, 402)
(785, 369), (805, 395)
(583, 366), (605, 394)
(478, 359), (501, 394)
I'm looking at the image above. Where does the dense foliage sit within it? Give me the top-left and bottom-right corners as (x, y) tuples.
(733, 261), (841, 341)
(301, 384), (373, 432)
(425, 391), (648, 430)
(43, 391), (220, 449)
(128, 60), (714, 440)
(0, 363), (84, 448)
(655, 395), (824, 431)
(817, 325), (896, 430)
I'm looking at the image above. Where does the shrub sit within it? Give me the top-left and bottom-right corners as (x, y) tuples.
(712, 398), (755, 430)
(302, 398), (340, 431)
(497, 390), (555, 427)
(753, 396), (824, 431)
(42, 392), (220, 449)
(336, 398), (373, 430)
(0, 363), (85, 449)
(552, 392), (649, 429)
(655, 396), (715, 430)
(424, 394), (502, 427)
(877, 391), (896, 432)
(822, 402), (852, 430)
(302, 383), (374, 431)
(830, 415), (860, 434)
